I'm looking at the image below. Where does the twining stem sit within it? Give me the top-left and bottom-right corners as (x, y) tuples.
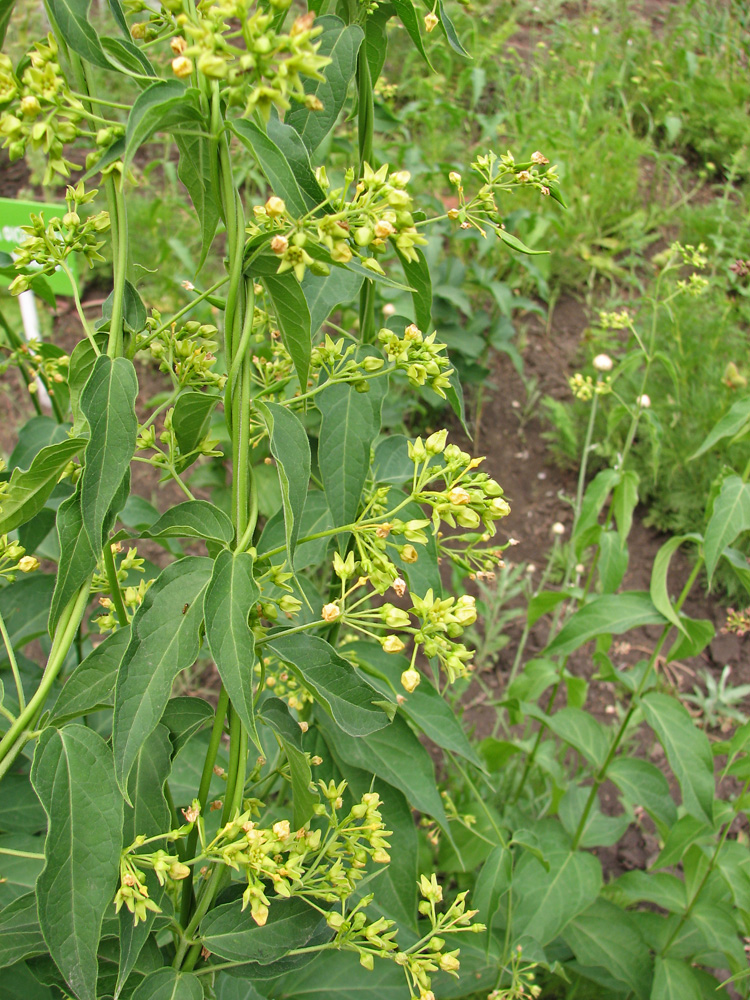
(570, 556), (703, 849)
(0, 607), (25, 711)
(0, 580), (91, 767)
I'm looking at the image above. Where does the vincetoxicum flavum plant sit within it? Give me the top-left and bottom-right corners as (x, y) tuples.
(0, 2), (561, 999)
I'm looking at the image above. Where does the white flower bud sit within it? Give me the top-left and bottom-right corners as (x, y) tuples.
(637, 394), (651, 408)
(593, 353), (613, 372)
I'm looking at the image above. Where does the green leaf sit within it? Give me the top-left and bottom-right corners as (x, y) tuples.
(496, 226), (548, 255)
(0, 574), (55, 648)
(704, 475), (750, 583)
(49, 627), (130, 723)
(608, 756), (677, 832)
(0, 0), (15, 46)
(123, 80), (204, 169)
(8, 415), (72, 471)
(100, 280), (147, 336)
(172, 391), (219, 463)
(49, 487), (98, 635)
(113, 557), (213, 797)
(473, 845), (511, 941)
(559, 786), (629, 848)
(666, 616), (714, 662)
(372, 435), (413, 484)
(0, 774), (45, 834)
(287, 18), (364, 152)
(691, 396), (750, 459)
(512, 824), (602, 946)
(0, 834), (44, 906)
(138, 500), (234, 546)
(319, 711), (448, 826)
(160, 696), (214, 754)
(258, 270), (312, 390)
(265, 633), (389, 737)
(231, 119), (308, 217)
(573, 468), (620, 556)
(654, 815), (710, 869)
(651, 957), (702, 1000)
(612, 469), (639, 540)
(80, 356), (138, 549)
(347, 640), (482, 766)
(395, 247), (432, 330)
(204, 550), (261, 751)
(202, 897), (326, 964)
(615, 870), (687, 913)
(46, 0), (111, 68)
(0, 436), (85, 534)
(391, 0), (431, 67)
(176, 132), (221, 268)
(301, 264), (363, 336)
(650, 534), (700, 635)
(545, 592), (666, 658)
(266, 116), (327, 210)
(429, 0), (469, 56)
(316, 380), (385, 533)
(526, 706), (609, 768)
(131, 968), (203, 1000)
(259, 698), (316, 829)
(257, 402), (311, 566)
(99, 34), (155, 76)
(30, 725), (123, 1000)
(526, 591), (568, 627)
(0, 892), (46, 969)
(258, 489), (333, 571)
(564, 899), (653, 1000)
(641, 692), (714, 825)
(363, 3), (391, 85)
(597, 529), (628, 592)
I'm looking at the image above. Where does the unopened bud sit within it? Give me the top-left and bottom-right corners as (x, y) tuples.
(424, 11), (439, 32)
(401, 668), (421, 693)
(171, 56), (193, 78)
(321, 602), (341, 622)
(382, 635), (405, 654)
(593, 353), (613, 372)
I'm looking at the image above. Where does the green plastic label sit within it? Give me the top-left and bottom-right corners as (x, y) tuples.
(0, 196), (79, 297)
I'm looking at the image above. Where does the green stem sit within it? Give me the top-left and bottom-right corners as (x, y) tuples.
(178, 688), (229, 928)
(0, 581), (91, 770)
(102, 540), (129, 629)
(0, 847), (45, 859)
(61, 263), (100, 355)
(0, 607), (25, 711)
(106, 177), (129, 359)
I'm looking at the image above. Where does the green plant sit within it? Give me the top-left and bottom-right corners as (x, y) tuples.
(683, 665), (750, 732)
(0, 2), (567, 999)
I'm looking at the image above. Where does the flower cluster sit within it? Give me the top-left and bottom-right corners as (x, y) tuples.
(0, 340), (70, 401)
(377, 324), (453, 397)
(723, 607), (750, 638)
(568, 371), (611, 401)
(129, 0), (331, 120)
(145, 317), (225, 391)
(8, 184), (109, 295)
(0, 38), (86, 185)
(0, 525), (39, 581)
(92, 543), (150, 631)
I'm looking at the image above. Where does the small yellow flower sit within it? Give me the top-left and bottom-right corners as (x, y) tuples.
(321, 603), (340, 622)
(449, 486), (471, 505)
(18, 555), (39, 572)
(171, 56), (193, 78)
(424, 11), (439, 32)
(401, 668), (421, 693)
(383, 635), (405, 654)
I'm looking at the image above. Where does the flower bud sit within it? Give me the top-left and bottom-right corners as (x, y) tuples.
(636, 394), (651, 408)
(321, 602), (341, 622)
(169, 862), (191, 880)
(425, 429), (448, 454)
(381, 604), (411, 628)
(170, 36), (188, 54)
(272, 820), (291, 838)
(265, 196), (286, 218)
(271, 235), (289, 255)
(20, 95), (41, 118)
(489, 497), (511, 518)
(531, 150), (549, 165)
(171, 56), (193, 78)
(401, 668), (421, 692)
(400, 544), (418, 564)
(551, 521), (565, 536)
(197, 52), (228, 78)
(449, 486), (471, 506)
(593, 353), (613, 372)
(382, 634), (405, 654)
(18, 555), (39, 573)
(424, 11), (439, 31)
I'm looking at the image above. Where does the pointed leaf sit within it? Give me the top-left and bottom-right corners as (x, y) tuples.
(259, 698), (316, 828)
(286, 18), (364, 152)
(257, 402), (311, 566)
(266, 116), (327, 209)
(544, 592), (666, 658)
(526, 705), (609, 768)
(46, 0), (111, 68)
(650, 534), (700, 635)
(202, 897), (326, 964)
(49, 487), (98, 635)
(0, 437), (85, 534)
(113, 557), (213, 796)
(651, 957), (702, 1000)
(50, 626), (131, 723)
(597, 529), (628, 592)
(176, 132), (221, 267)
(131, 968), (203, 1000)
(265, 633), (389, 736)
(608, 756), (677, 832)
(138, 500), (234, 545)
(704, 475), (750, 583)
(123, 80), (204, 168)
(0, 892), (46, 968)
(256, 269), (312, 389)
(204, 550), (261, 751)
(80, 356), (138, 549)
(641, 691), (714, 824)
(395, 247), (432, 330)
(301, 264), (363, 335)
(391, 0), (431, 67)
(231, 119), (308, 216)
(258, 489), (333, 571)
(160, 697), (214, 754)
(30, 725), (123, 1000)
(172, 391), (219, 462)
(0, 574), (55, 648)
(691, 397), (750, 459)
(563, 900), (653, 1000)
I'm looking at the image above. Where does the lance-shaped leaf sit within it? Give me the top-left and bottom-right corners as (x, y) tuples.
(137, 500), (234, 546)
(172, 391), (219, 464)
(259, 698), (316, 829)
(316, 379), (385, 534)
(123, 80), (204, 168)
(0, 436), (84, 534)
(651, 957), (703, 1000)
(544, 592), (666, 658)
(117, 725), (172, 997)
(50, 625), (131, 724)
(641, 691), (714, 825)
(266, 116), (327, 209)
(9, 414), (71, 470)
(46, 0), (111, 68)
(100, 34), (155, 76)
(204, 550), (262, 751)
(265, 633), (389, 737)
(231, 120), (308, 216)
(650, 534), (700, 635)
(131, 968), (203, 1000)
(30, 725), (123, 1000)
(301, 263), (363, 336)
(391, 0), (431, 67)
(48, 487), (98, 635)
(0, 0), (16, 47)
(524, 705), (610, 769)
(608, 756), (677, 833)
(201, 897), (326, 964)
(691, 397), (750, 459)
(176, 132), (221, 267)
(286, 17), (364, 152)
(395, 247), (432, 331)
(257, 402), (310, 566)
(318, 711), (448, 826)
(259, 271), (312, 390)
(80, 356), (138, 549)
(161, 697), (214, 755)
(113, 557), (213, 797)
(704, 475), (750, 583)
(563, 899), (653, 1000)
(0, 892), (46, 968)
(0, 574), (55, 648)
